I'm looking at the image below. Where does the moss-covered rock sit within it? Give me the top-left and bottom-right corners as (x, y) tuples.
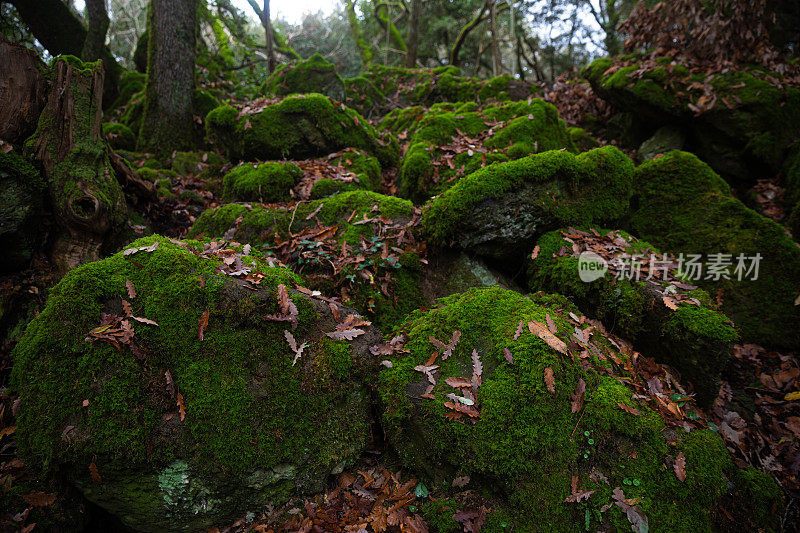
(108, 70), (146, 115)
(527, 229), (738, 405)
(263, 53), (345, 101)
(0, 152), (46, 272)
(629, 151), (800, 349)
(221, 161), (302, 203)
(308, 149), (382, 199)
(568, 127), (600, 152)
(102, 122), (137, 151)
(582, 56), (800, 184)
(422, 146), (634, 263)
(189, 191), (425, 330)
(389, 99), (574, 202)
(378, 287), (781, 531)
(205, 94), (399, 167)
(637, 125), (685, 162)
(11, 235), (380, 532)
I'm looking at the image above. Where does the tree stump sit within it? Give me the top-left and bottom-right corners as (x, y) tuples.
(0, 37), (49, 145)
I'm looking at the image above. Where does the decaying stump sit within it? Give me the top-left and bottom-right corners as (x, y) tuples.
(0, 36), (49, 144)
(25, 57), (127, 271)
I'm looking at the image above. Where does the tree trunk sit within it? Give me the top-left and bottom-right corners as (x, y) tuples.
(9, 0), (121, 108)
(138, 0), (197, 153)
(405, 0), (421, 67)
(82, 0), (110, 61)
(262, 0), (276, 72)
(0, 37), (49, 145)
(374, 1), (407, 63)
(490, 0), (501, 76)
(509, 0), (518, 77)
(345, 0), (373, 68)
(25, 57), (127, 272)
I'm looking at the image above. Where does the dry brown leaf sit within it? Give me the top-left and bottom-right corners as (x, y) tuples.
(177, 393), (186, 421)
(125, 280), (136, 299)
(326, 328), (365, 340)
(22, 491), (56, 507)
(544, 367), (556, 393)
(89, 462), (102, 483)
(529, 321), (568, 354)
(571, 378), (586, 413)
(198, 310), (209, 341)
(674, 452), (687, 482)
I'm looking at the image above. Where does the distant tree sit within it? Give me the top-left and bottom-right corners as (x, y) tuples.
(404, 0), (421, 67)
(137, 0), (196, 153)
(246, 0), (276, 72)
(82, 0), (109, 61)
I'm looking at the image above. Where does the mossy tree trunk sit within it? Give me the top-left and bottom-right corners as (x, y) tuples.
(0, 37), (49, 145)
(137, 0), (197, 153)
(405, 0), (421, 67)
(9, 0), (121, 108)
(25, 57), (127, 272)
(81, 0), (110, 62)
(345, 0), (373, 68)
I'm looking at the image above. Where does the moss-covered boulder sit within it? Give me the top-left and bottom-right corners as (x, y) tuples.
(629, 151), (800, 349)
(422, 146), (634, 262)
(205, 94), (399, 167)
(528, 228), (738, 405)
(637, 125), (685, 162)
(308, 149), (382, 199)
(386, 99), (574, 202)
(11, 235), (380, 532)
(378, 287), (782, 531)
(189, 191), (425, 330)
(263, 53), (345, 101)
(582, 55), (800, 184)
(0, 152), (46, 272)
(102, 122), (137, 151)
(221, 162), (302, 203)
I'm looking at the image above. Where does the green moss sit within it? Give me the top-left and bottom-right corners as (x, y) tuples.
(190, 191), (424, 330)
(568, 127), (600, 152)
(102, 122), (136, 151)
(263, 53), (345, 101)
(10, 234), (373, 529)
(378, 287), (780, 530)
(0, 152), (45, 271)
(422, 146), (634, 250)
(221, 161), (302, 203)
(485, 99), (574, 156)
(193, 88), (220, 119)
(629, 151), (800, 348)
(205, 95), (399, 167)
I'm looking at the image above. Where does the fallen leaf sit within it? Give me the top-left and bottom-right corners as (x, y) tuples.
(571, 378), (586, 413)
(662, 296), (679, 311)
(544, 367), (556, 393)
(564, 489), (596, 503)
(131, 316), (158, 326)
(529, 321), (568, 354)
(503, 347), (514, 364)
(617, 402), (640, 416)
(22, 491), (56, 507)
(531, 245), (540, 260)
(125, 280), (136, 299)
(674, 452), (687, 482)
(198, 310), (209, 341)
(452, 475), (470, 488)
(326, 328), (365, 340)
(89, 462), (102, 483)
(785, 390), (800, 401)
(177, 393), (186, 421)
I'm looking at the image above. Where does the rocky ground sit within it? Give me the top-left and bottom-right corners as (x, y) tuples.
(1, 50), (799, 532)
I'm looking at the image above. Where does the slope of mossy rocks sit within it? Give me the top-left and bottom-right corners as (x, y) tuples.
(205, 94), (399, 167)
(10, 235), (380, 532)
(629, 151), (800, 349)
(527, 228), (739, 406)
(263, 53), (345, 101)
(221, 161), (302, 203)
(0, 152), (46, 272)
(582, 55), (800, 184)
(378, 287), (781, 531)
(383, 99), (574, 202)
(189, 191), (426, 330)
(422, 146), (633, 263)
(344, 64), (537, 116)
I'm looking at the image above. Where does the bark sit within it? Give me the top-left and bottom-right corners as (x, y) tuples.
(246, 0), (276, 72)
(373, 1), (407, 63)
(0, 37), (49, 145)
(345, 0), (373, 68)
(25, 58), (127, 272)
(133, 28), (148, 73)
(9, 0), (121, 107)
(450, 1), (489, 67)
(490, 0), (501, 76)
(509, 0), (518, 77)
(138, 0), (197, 153)
(81, 0), (110, 61)
(405, 0), (421, 67)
